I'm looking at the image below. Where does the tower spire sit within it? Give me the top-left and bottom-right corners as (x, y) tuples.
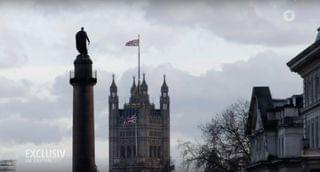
(141, 73), (148, 92)
(161, 74), (168, 93)
(110, 74), (117, 93)
(131, 76), (137, 95)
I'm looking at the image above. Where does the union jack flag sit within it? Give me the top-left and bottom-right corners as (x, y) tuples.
(125, 39), (139, 46)
(123, 115), (137, 126)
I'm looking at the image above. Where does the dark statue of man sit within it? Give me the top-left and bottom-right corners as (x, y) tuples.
(76, 27), (90, 55)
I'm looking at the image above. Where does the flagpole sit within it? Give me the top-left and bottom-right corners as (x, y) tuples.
(135, 117), (138, 157)
(136, 34), (140, 158)
(138, 34), (141, 84)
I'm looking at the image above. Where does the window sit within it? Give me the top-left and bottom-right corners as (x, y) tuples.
(153, 146), (157, 157)
(133, 146), (136, 157)
(149, 146), (153, 157)
(304, 79), (307, 106)
(278, 138), (280, 157)
(120, 146), (125, 158)
(316, 119), (319, 148)
(306, 120), (309, 139)
(316, 76), (319, 101)
(318, 118), (320, 148)
(309, 78), (312, 104)
(149, 146), (158, 158)
(157, 146), (161, 158)
(282, 137), (284, 157)
(311, 76), (314, 103)
(127, 146), (131, 158)
(307, 121), (311, 148)
(306, 77), (311, 105)
(312, 122), (315, 148)
(163, 104), (167, 110)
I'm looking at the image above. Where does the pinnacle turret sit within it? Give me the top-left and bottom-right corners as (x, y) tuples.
(110, 74), (117, 93)
(130, 76), (137, 95)
(161, 75), (168, 93)
(141, 73), (148, 93)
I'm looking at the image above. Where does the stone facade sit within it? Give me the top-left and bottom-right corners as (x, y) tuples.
(246, 36), (320, 172)
(70, 55), (97, 172)
(109, 74), (170, 172)
(287, 40), (320, 171)
(246, 87), (304, 171)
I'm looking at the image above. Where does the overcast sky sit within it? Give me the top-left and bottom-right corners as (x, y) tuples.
(0, 0), (319, 171)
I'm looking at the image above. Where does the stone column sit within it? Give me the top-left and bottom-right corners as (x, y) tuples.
(70, 54), (97, 172)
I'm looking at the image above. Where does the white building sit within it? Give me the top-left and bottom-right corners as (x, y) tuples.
(246, 30), (320, 172)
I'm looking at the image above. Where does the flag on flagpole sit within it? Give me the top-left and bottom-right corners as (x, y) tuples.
(123, 115), (137, 126)
(125, 39), (139, 46)
(125, 35), (141, 85)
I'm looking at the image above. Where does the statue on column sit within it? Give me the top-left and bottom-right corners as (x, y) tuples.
(76, 27), (90, 55)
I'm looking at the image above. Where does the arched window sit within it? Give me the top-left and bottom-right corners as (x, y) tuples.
(120, 146), (125, 158)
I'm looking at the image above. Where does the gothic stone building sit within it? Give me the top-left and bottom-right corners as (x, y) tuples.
(246, 34), (320, 172)
(109, 74), (170, 172)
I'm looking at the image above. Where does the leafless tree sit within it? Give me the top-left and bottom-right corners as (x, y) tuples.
(179, 100), (250, 172)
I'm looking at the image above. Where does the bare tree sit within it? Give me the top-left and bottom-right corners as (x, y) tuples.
(179, 100), (250, 172)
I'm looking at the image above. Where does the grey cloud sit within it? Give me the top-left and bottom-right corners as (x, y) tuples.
(0, 74), (72, 144)
(0, 115), (68, 144)
(144, 0), (320, 46)
(0, 77), (30, 99)
(0, 72), (74, 120)
(0, 50), (301, 144)
(0, 27), (28, 68)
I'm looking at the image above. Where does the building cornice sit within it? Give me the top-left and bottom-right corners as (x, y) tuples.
(287, 41), (320, 74)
